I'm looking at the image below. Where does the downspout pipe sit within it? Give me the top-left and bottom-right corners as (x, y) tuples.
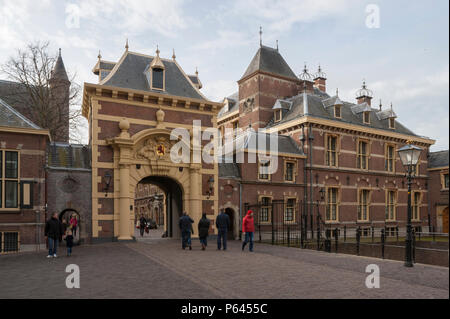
(300, 125), (307, 242)
(308, 123), (314, 239)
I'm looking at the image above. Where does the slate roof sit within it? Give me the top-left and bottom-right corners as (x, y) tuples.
(240, 45), (297, 81)
(101, 52), (205, 100)
(428, 150), (449, 168)
(266, 92), (419, 137)
(218, 92), (239, 118)
(0, 97), (40, 129)
(47, 142), (91, 169)
(222, 130), (305, 157)
(52, 50), (69, 82)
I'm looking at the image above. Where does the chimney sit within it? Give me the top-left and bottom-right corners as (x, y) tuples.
(356, 80), (373, 106)
(313, 65), (327, 92)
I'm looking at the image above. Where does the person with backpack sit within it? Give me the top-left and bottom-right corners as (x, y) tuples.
(179, 211), (194, 250)
(198, 213), (211, 250)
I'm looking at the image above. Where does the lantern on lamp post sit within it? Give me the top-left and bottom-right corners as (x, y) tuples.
(398, 142), (422, 267)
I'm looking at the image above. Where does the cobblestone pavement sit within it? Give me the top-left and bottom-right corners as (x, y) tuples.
(0, 238), (448, 299)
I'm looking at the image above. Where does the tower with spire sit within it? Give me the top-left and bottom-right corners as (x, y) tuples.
(49, 48), (70, 142)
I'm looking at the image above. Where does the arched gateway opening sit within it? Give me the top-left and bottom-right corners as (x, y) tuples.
(135, 176), (183, 238)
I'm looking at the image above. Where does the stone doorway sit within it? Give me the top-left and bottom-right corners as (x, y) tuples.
(225, 207), (235, 240)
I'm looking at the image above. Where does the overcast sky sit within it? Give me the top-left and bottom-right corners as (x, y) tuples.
(0, 0), (448, 151)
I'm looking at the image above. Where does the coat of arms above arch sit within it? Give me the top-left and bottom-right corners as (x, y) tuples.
(135, 135), (177, 161)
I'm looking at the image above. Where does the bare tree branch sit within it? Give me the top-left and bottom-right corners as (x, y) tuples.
(0, 41), (82, 143)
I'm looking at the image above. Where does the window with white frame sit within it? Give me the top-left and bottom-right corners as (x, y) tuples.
(325, 135), (338, 167)
(385, 144), (395, 172)
(412, 192), (421, 221)
(326, 188), (339, 221)
(1, 151), (19, 209)
(357, 140), (369, 170)
(358, 189), (370, 221)
(260, 197), (271, 223)
(285, 198), (295, 222)
(386, 190), (397, 221)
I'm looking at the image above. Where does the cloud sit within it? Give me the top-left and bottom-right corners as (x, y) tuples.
(231, 0), (357, 33)
(195, 30), (253, 51)
(202, 79), (238, 102)
(73, 0), (187, 37)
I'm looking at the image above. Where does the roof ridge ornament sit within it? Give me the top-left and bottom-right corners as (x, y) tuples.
(276, 40), (278, 51)
(259, 26), (263, 47)
(314, 64), (327, 80)
(379, 99), (382, 111)
(125, 38), (129, 51)
(299, 63), (313, 81)
(356, 79), (373, 98)
(195, 67), (198, 76)
(150, 45), (165, 69)
(98, 50), (102, 61)
(172, 48), (176, 60)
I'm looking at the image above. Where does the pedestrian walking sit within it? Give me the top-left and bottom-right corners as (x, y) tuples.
(65, 229), (74, 256)
(179, 211), (194, 250)
(216, 209), (230, 250)
(139, 215), (147, 237)
(242, 210), (255, 252)
(44, 212), (64, 258)
(198, 213), (210, 250)
(69, 215), (78, 237)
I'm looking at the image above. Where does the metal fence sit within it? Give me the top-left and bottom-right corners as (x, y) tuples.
(0, 231), (20, 254)
(245, 201), (448, 264)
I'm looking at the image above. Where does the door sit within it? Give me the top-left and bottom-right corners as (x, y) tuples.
(225, 208), (234, 240)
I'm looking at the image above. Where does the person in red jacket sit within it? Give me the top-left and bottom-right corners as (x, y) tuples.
(242, 210), (255, 252)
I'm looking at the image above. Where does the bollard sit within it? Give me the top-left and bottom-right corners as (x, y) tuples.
(344, 225), (347, 242)
(356, 226), (361, 256)
(396, 226), (399, 243)
(381, 228), (385, 259)
(334, 228), (338, 253)
(412, 229), (416, 264)
(287, 226), (290, 247)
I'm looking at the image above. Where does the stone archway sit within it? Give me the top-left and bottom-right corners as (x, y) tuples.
(107, 122), (203, 241)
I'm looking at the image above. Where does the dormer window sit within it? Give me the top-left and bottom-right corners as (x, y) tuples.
(389, 117), (395, 129)
(274, 109), (282, 122)
(152, 68), (164, 90)
(363, 111), (370, 124)
(149, 46), (165, 91)
(334, 105), (341, 118)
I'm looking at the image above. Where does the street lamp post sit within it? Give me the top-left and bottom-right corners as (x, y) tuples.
(398, 142), (422, 268)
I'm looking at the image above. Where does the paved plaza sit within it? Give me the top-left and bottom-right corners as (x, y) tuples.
(0, 234), (448, 299)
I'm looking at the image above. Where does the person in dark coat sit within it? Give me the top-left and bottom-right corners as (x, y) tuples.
(198, 213), (211, 250)
(216, 209), (230, 250)
(44, 212), (64, 258)
(179, 211), (194, 250)
(139, 215), (147, 237)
